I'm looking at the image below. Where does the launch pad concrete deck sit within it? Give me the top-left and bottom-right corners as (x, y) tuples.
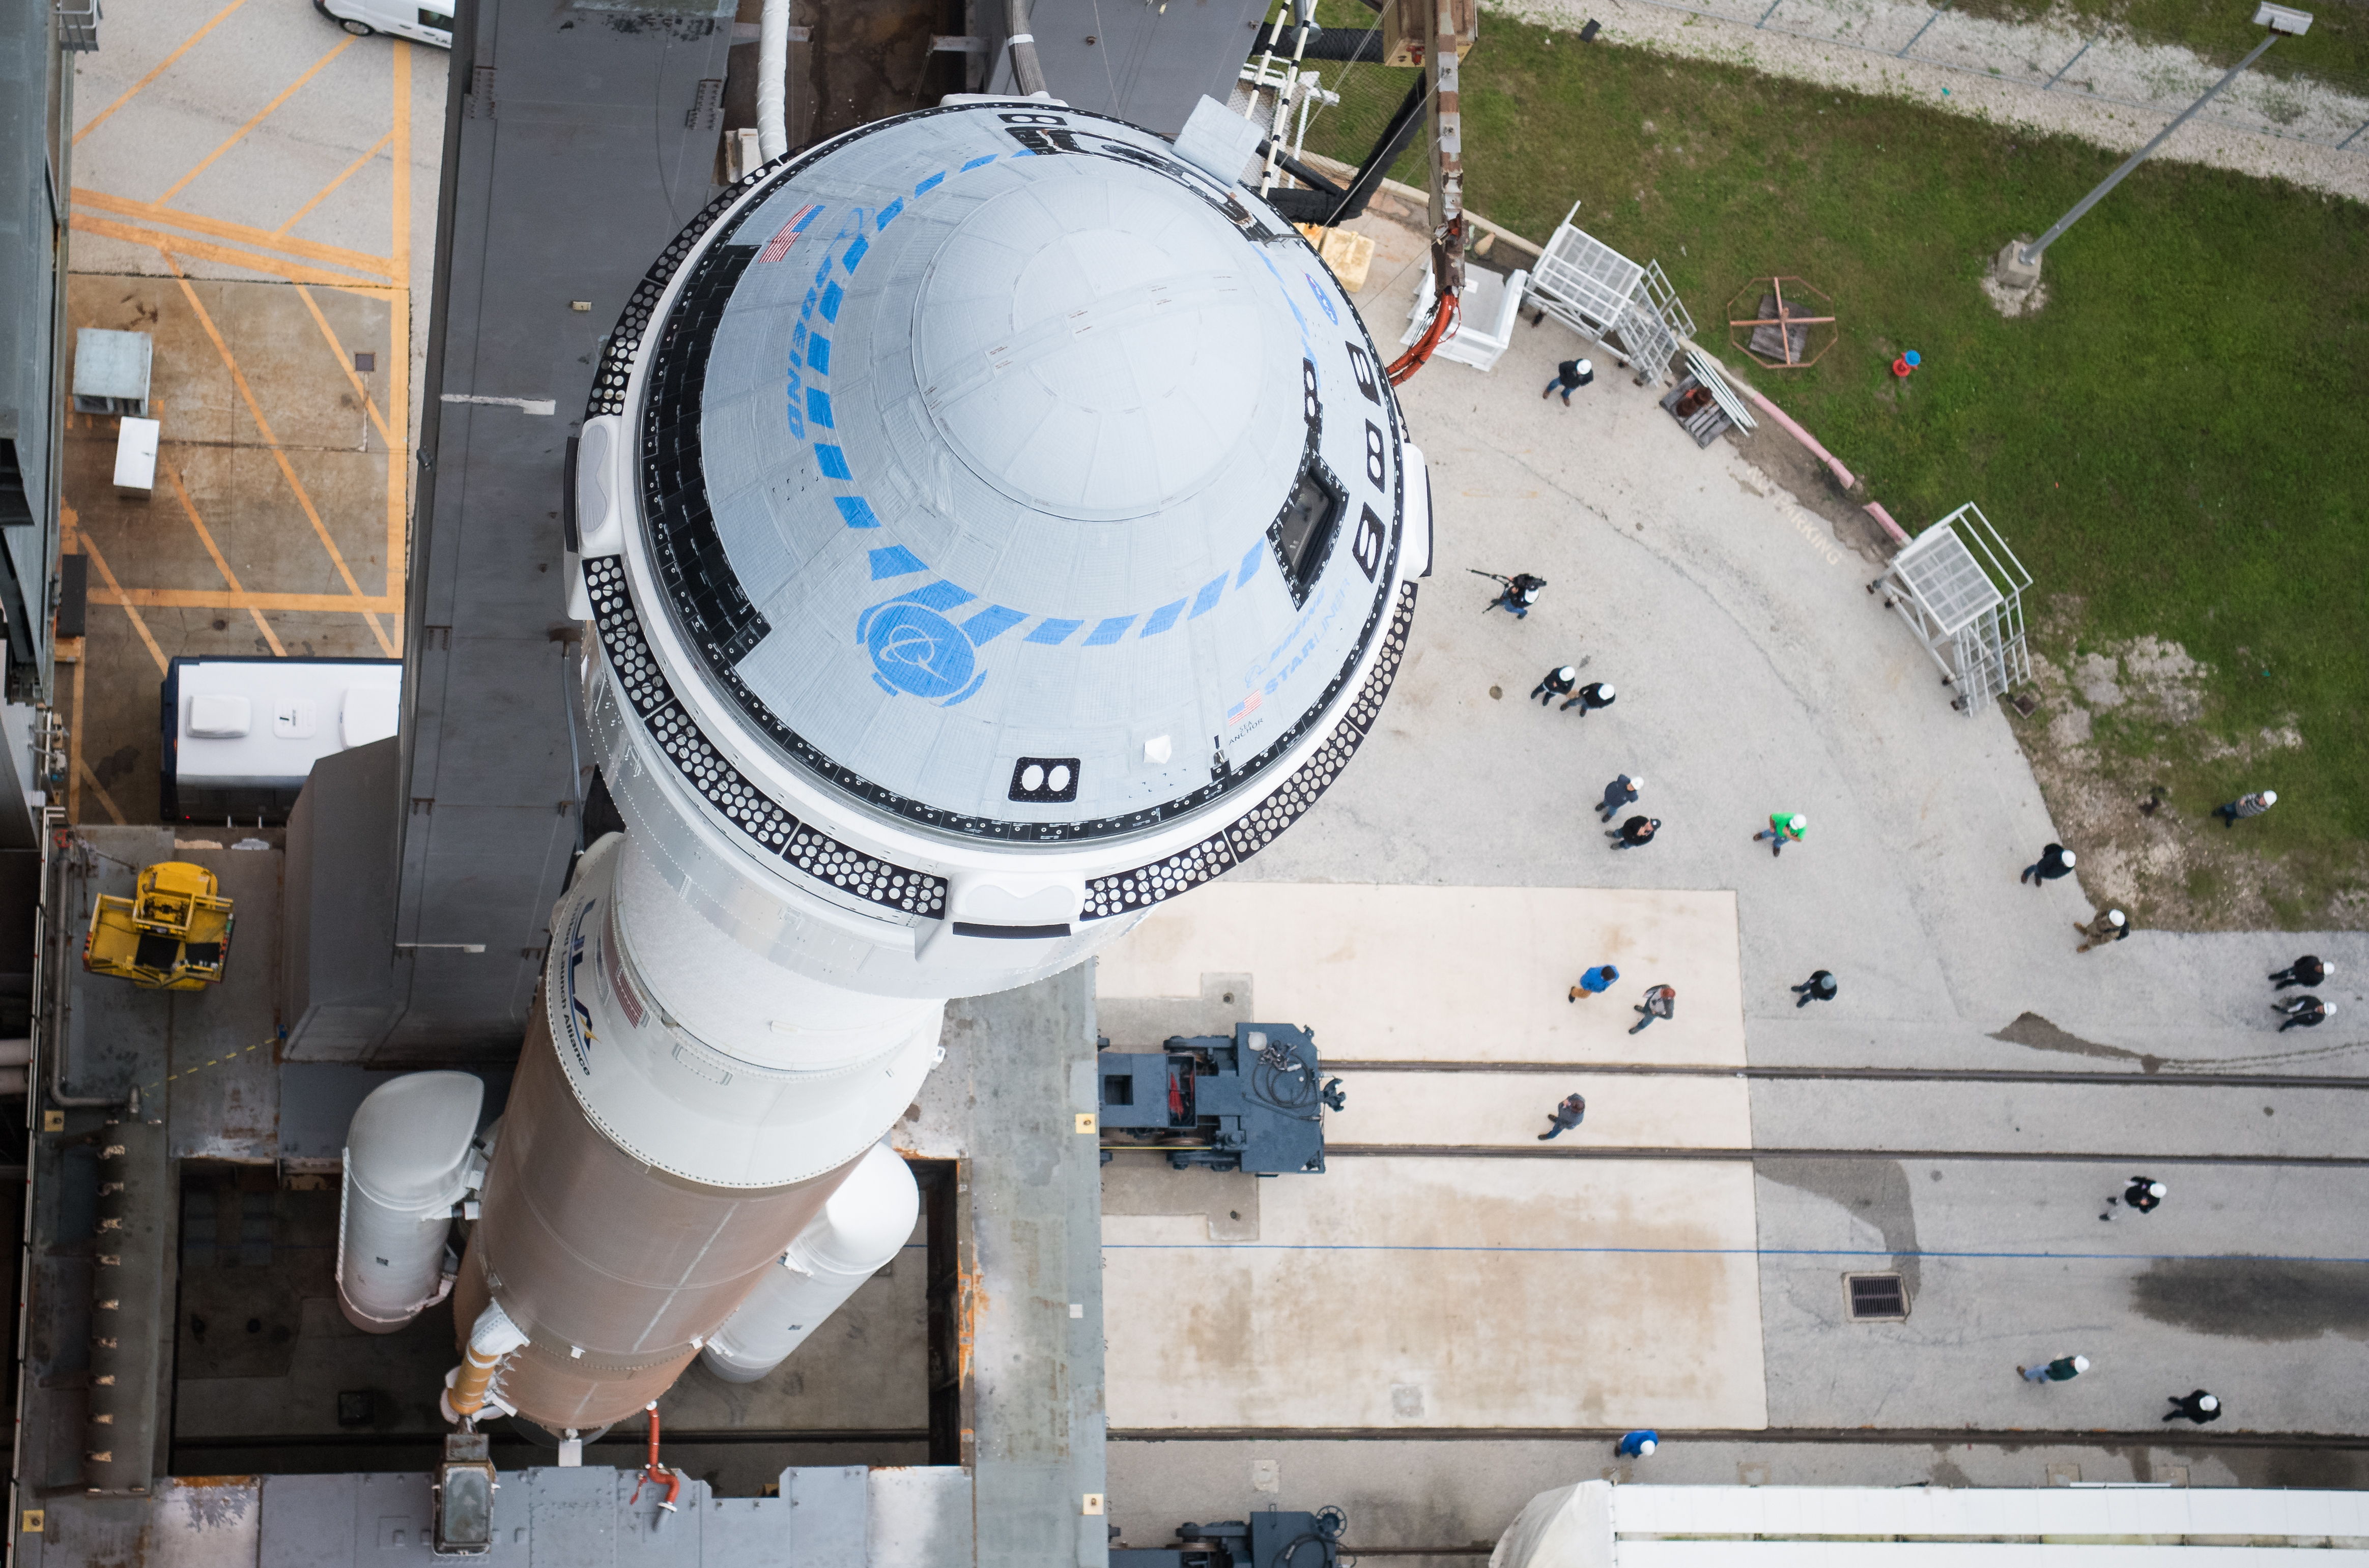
(1098, 883), (1769, 1437)
(1097, 884), (1746, 1067)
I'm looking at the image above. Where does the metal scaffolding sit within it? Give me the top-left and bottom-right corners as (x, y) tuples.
(1868, 503), (2033, 714)
(1523, 204), (1693, 382)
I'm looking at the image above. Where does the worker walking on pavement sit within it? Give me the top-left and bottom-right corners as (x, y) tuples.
(1482, 572), (1547, 618)
(2277, 996), (2333, 1032)
(1542, 358), (1595, 404)
(1791, 971), (1838, 1007)
(2102, 1176), (2165, 1222)
(1754, 811), (1807, 857)
(2019, 1354), (2089, 1385)
(1630, 984), (1676, 1035)
(2213, 790), (2277, 827)
(1560, 680), (1615, 715)
(1607, 816), (1660, 850)
(1614, 1430), (1658, 1457)
(2076, 909), (2129, 951)
(2164, 1390), (2222, 1424)
(2270, 955), (2332, 990)
(1597, 774), (1643, 822)
(1531, 666), (1579, 706)
(1568, 964), (1619, 1002)
(1537, 1093), (1587, 1141)
(2021, 843), (2076, 886)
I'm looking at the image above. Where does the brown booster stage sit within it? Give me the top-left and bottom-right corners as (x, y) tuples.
(446, 1005), (860, 1431)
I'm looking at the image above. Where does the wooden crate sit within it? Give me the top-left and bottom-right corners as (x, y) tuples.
(1295, 224), (1379, 293)
(1379, 0), (1478, 68)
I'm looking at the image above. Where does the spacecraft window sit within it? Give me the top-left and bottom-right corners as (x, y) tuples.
(1009, 756), (1081, 803)
(1271, 460), (1346, 606)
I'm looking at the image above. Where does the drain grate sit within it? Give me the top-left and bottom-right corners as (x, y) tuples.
(1846, 1272), (1909, 1321)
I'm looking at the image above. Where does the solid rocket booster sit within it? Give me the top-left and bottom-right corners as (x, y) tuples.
(445, 100), (1430, 1431)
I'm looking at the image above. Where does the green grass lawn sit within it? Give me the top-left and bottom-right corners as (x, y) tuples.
(1337, 19), (2369, 914)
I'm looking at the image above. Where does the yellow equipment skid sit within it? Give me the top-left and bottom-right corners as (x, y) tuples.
(83, 860), (235, 991)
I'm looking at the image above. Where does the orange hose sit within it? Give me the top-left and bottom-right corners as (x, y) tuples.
(1386, 293), (1461, 386)
(632, 1402), (682, 1511)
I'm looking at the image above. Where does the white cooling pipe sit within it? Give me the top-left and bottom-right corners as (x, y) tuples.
(338, 1071), (485, 1333)
(754, 0), (789, 161)
(700, 1142), (921, 1383)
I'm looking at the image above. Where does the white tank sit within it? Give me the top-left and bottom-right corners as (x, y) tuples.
(701, 1141), (921, 1383)
(337, 1070), (483, 1332)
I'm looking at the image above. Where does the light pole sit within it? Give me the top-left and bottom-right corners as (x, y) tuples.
(1991, 3), (2312, 294)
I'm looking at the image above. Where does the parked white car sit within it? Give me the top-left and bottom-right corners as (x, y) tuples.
(312, 0), (452, 47)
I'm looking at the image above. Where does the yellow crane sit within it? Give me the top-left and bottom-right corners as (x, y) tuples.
(83, 860), (235, 991)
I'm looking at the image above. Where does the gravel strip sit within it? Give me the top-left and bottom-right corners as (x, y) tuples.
(1493, 0), (2369, 205)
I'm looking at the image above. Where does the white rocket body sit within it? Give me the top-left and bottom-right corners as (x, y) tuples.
(702, 1141), (922, 1383)
(418, 101), (1423, 1430)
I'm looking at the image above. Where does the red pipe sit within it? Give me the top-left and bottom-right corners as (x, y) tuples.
(631, 1402), (682, 1512)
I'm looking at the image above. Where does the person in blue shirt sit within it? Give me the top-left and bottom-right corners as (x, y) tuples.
(1616, 1430), (1659, 1457)
(1536, 1094), (1586, 1141)
(1568, 964), (1619, 1002)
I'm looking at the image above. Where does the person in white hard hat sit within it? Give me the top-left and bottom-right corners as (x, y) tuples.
(2277, 995), (2334, 1032)
(1530, 665), (1579, 707)
(2213, 789), (2277, 826)
(2102, 1176), (2165, 1221)
(2076, 908), (2129, 952)
(2164, 1390), (2222, 1424)
(1755, 810), (1808, 857)
(1560, 680), (1615, 715)
(2269, 955), (2332, 990)
(2019, 1354), (2089, 1384)
(1615, 1429), (1659, 1457)
(1596, 773), (1643, 823)
(1543, 358), (1595, 404)
(2021, 843), (2076, 885)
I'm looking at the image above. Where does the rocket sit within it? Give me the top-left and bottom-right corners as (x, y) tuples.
(334, 100), (1428, 1433)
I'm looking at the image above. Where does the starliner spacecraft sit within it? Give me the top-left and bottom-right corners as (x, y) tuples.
(334, 101), (1428, 1434)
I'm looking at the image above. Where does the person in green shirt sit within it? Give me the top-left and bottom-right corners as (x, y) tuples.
(1754, 811), (1807, 857)
(2018, 1354), (2089, 1384)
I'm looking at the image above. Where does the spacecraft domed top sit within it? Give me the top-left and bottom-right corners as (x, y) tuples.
(611, 104), (1409, 847)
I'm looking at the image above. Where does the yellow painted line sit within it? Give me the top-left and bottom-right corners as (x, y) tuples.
(142, 1041), (271, 1095)
(294, 284), (394, 450)
(76, 532), (170, 677)
(387, 42), (413, 629)
(73, 187), (397, 281)
(164, 257), (397, 656)
(92, 586), (403, 614)
(156, 35), (358, 207)
(73, 0), (252, 146)
(76, 757), (128, 827)
(68, 212), (386, 292)
(161, 458), (286, 656)
(275, 129), (394, 238)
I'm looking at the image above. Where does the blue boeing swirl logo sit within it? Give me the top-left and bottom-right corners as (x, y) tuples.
(863, 601), (978, 701)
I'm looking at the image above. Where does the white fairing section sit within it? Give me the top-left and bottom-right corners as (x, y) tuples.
(702, 1142), (921, 1383)
(552, 833), (945, 1187)
(337, 1071), (484, 1333)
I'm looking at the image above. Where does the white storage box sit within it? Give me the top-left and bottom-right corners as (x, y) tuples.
(164, 656), (403, 823)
